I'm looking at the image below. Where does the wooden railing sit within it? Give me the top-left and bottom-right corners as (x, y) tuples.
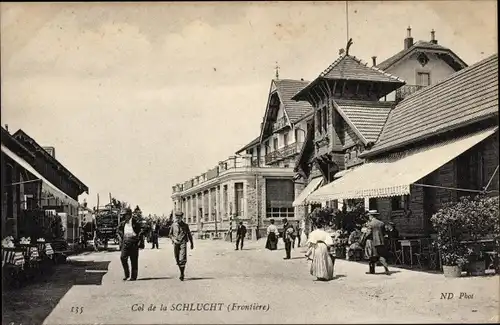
(395, 85), (426, 101)
(272, 116), (288, 132)
(265, 142), (303, 165)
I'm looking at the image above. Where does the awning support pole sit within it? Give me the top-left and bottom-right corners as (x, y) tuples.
(413, 183), (483, 193)
(4, 179), (42, 186)
(483, 165), (499, 192)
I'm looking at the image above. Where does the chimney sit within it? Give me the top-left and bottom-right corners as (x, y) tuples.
(372, 56), (377, 66)
(4, 124), (8, 133)
(300, 78), (304, 81)
(430, 29), (438, 44)
(404, 26), (414, 50)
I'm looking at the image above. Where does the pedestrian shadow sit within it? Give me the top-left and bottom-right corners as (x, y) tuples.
(334, 274), (347, 279)
(137, 276), (172, 281)
(185, 277), (215, 281)
(290, 257), (306, 260)
(372, 270), (401, 275)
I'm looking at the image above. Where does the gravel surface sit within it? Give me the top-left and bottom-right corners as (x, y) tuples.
(3, 238), (498, 324)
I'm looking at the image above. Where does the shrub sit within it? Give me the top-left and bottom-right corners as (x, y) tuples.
(431, 195), (499, 266)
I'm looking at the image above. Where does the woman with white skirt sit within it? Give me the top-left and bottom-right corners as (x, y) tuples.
(305, 222), (335, 281)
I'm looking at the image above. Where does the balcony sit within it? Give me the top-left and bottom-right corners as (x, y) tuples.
(395, 85), (426, 101)
(272, 116), (288, 132)
(265, 142), (303, 165)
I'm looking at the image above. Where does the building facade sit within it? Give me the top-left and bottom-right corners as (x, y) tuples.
(1, 128), (89, 244)
(303, 54), (498, 237)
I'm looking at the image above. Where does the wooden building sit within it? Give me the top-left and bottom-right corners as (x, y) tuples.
(304, 54), (498, 237)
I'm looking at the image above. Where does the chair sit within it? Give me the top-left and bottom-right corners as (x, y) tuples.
(390, 239), (403, 265)
(414, 238), (437, 269)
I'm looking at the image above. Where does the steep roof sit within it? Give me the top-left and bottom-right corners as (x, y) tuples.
(274, 79), (313, 123)
(377, 41), (468, 71)
(365, 53), (498, 157)
(293, 54), (405, 101)
(13, 129), (89, 193)
(333, 99), (395, 144)
(320, 54), (405, 83)
(235, 136), (260, 155)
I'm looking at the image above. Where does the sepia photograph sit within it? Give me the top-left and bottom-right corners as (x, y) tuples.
(1, 1), (498, 324)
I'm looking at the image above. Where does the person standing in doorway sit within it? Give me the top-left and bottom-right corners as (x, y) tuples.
(169, 211), (194, 281)
(235, 222), (247, 250)
(282, 218), (294, 260)
(118, 208), (145, 281)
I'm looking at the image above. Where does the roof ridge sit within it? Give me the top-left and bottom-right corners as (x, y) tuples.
(398, 54), (497, 105)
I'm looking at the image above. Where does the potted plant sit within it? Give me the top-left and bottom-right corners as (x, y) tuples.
(431, 195), (499, 277)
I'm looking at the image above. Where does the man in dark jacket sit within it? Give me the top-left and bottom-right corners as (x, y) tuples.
(282, 218), (294, 260)
(150, 222), (160, 249)
(117, 208), (145, 281)
(365, 210), (390, 275)
(235, 222), (247, 250)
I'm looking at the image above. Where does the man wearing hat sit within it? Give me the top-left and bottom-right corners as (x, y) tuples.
(117, 207), (145, 281)
(282, 218), (294, 260)
(364, 210), (390, 275)
(169, 211), (194, 281)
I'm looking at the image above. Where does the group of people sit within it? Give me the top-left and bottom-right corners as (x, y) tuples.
(265, 218), (302, 259)
(118, 209), (193, 281)
(272, 210), (396, 282)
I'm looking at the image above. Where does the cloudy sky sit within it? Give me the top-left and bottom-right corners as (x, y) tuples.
(1, 1), (497, 215)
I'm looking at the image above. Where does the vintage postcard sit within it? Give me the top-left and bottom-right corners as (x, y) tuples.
(1, 1), (499, 324)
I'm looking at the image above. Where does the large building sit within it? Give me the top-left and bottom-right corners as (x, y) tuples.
(301, 54), (498, 237)
(172, 27), (479, 240)
(171, 78), (313, 239)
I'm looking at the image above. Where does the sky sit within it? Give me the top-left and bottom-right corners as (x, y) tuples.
(1, 1), (497, 216)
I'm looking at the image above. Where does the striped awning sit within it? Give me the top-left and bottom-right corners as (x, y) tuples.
(1, 144), (79, 207)
(306, 127), (498, 203)
(293, 177), (324, 207)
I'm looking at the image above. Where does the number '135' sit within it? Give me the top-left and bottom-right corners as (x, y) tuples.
(71, 307), (83, 314)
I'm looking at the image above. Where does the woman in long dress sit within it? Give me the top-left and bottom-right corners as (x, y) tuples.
(305, 222), (335, 281)
(265, 219), (279, 250)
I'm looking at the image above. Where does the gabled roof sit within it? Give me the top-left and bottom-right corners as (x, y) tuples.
(259, 79), (313, 142)
(274, 79), (313, 123)
(333, 99), (395, 145)
(364, 53), (498, 157)
(13, 129), (89, 193)
(1, 127), (35, 160)
(235, 136), (260, 155)
(377, 41), (468, 71)
(293, 54), (405, 101)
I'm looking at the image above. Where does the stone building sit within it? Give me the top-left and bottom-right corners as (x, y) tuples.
(171, 78), (314, 239)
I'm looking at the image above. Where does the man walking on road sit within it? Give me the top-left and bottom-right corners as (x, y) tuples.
(363, 210), (390, 275)
(235, 222), (247, 250)
(169, 211), (194, 281)
(295, 221), (302, 248)
(282, 218), (294, 260)
(117, 208), (145, 281)
(150, 222), (160, 249)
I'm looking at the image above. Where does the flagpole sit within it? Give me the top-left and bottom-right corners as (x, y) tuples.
(346, 1), (349, 43)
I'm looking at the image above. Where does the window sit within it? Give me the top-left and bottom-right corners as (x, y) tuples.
(322, 106), (328, 132)
(368, 198), (377, 211)
(294, 129), (300, 143)
(283, 132), (289, 147)
(223, 185), (228, 216)
(391, 195), (409, 211)
(266, 207), (294, 219)
(273, 138), (278, 150)
(235, 183), (244, 217)
(265, 141), (269, 155)
(417, 72), (431, 86)
(317, 110), (323, 134)
(248, 148), (253, 156)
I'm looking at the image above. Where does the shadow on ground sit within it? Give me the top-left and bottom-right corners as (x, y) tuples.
(1, 260), (111, 325)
